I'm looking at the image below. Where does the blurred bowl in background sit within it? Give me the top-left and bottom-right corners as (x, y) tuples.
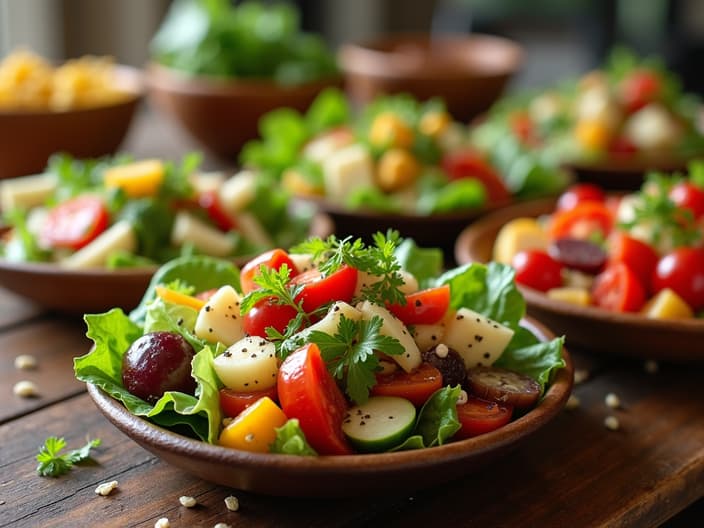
(0, 65), (142, 179)
(565, 155), (689, 191)
(339, 33), (523, 122)
(146, 63), (342, 160)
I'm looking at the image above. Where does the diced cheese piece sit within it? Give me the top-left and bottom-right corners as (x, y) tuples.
(60, 220), (136, 269)
(354, 270), (418, 298)
(289, 253), (317, 273)
(411, 323), (446, 353)
(213, 336), (278, 391)
(641, 288), (694, 319)
(624, 103), (681, 150)
(299, 301), (362, 339)
(493, 217), (550, 264)
(562, 269), (594, 290)
(171, 211), (234, 257)
(104, 159), (165, 198)
(25, 207), (48, 236)
(235, 212), (274, 248)
(436, 122), (467, 152)
(195, 285), (245, 346)
(442, 307), (514, 370)
(218, 170), (257, 215)
(357, 300), (421, 373)
(529, 92), (562, 124)
(303, 129), (354, 163)
(0, 172), (57, 211)
(189, 171), (225, 195)
(322, 144), (374, 201)
(547, 287), (591, 306)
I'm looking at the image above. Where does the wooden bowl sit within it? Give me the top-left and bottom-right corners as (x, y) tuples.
(146, 63), (341, 160)
(87, 316), (572, 498)
(339, 33), (523, 122)
(0, 65), (142, 179)
(454, 199), (704, 361)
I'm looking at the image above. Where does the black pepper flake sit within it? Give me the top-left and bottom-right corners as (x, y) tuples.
(244, 383), (249, 387)
(224, 351), (232, 357)
(493, 324), (499, 328)
(406, 353), (410, 358)
(356, 409), (363, 415)
(227, 305), (232, 309)
(476, 362), (483, 367)
(431, 335), (437, 340)
(360, 421), (366, 426)
(269, 354), (273, 358)
(344, 419), (351, 424)
(254, 380), (259, 384)
(456, 314), (464, 320)
(251, 353), (257, 358)
(205, 305), (211, 312)
(474, 334), (483, 342)
(415, 299), (422, 307)
(476, 317), (480, 322)
(176, 317), (184, 326)
(271, 373), (276, 377)
(242, 348), (248, 353)
(483, 352), (490, 359)
(333, 305), (340, 312)
(208, 328), (213, 333)
(364, 414), (371, 419)
(467, 344), (473, 348)
(231, 315), (237, 319)
(388, 416), (394, 419)
(259, 341), (266, 347)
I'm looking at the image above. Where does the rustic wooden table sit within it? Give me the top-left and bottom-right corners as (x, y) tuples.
(1, 109), (702, 527)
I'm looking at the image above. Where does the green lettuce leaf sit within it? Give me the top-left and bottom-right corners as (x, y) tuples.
(394, 238), (444, 288)
(143, 298), (203, 351)
(271, 419), (318, 455)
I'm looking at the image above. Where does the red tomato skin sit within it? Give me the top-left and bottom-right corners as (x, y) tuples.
(608, 233), (659, 294)
(387, 285), (450, 326)
(548, 201), (614, 241)
(441, 149), (510, 203)
(240, 249), (298, 294)
(243, 298), (299, 338)
(198, 190), (237, 231)
(290, 265), (358, 313)
(455, 397), (513, 439)
(509, 111), (538, 146)
(40, 195), (109, 250)
(219, 387), (279, 418)
(277, 343), (352, 455)
(652, 247), (704, 310)
(620, 69), (661, 113)
(592, 262), (646, 312)
(608, 136), (638, 157)
(669, 182), (704, 220)
(370, 363), (443, 407)
(556, 183), (606, 212)
(512, 250), (564, 292)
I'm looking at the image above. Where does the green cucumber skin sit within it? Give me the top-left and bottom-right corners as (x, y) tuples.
(342, 396), (416, 453)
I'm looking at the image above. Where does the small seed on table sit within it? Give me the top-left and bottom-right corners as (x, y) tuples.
(13, 380), (39, 398)
(214, 523), (232, 528)
(14, 354), (37, 370)
(95, 480), (118, 496)
(573, 369), (589, 384)
(644, 360), (659, 374)
(154, 518), (170, 528)
(179, 496), (197, 508)
(565, 394), (580, 410)
(605, 393), (620, 409)
(224, 495), (240, 511)
(604, 415), (620, 431)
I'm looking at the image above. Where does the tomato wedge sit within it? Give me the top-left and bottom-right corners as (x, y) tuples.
(592, 262), (646, 312)
(40, 195), (109, 250)
(243, 297), (299, 338)
(608, 233), (659, 293)
(512, 250), (563, 292)
(290, 265), (358, 313)
(370, 362), (443, 407)
(548, 201), (614, 241)
(387, 285), (450, 325)
(455, 397), (513, 439)
(441, 149), (510, 203)
(198, 190), (237, 232)
(240, 249), (298, 294)
(277, 343), (352, 455)
(556, 183), (606, 212)
(219, 387), (279, 418)
(652, 247), (704, 311)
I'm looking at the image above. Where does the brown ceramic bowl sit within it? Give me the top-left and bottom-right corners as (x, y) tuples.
(146, 63), (341, 160)
(87, 315), (572, 497)
(0, 65), (142, 179)
(454, 198), (704, 361)
(339, 33), (523, 122)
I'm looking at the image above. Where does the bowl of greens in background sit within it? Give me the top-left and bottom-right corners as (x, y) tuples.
(146, 0), (341, 160)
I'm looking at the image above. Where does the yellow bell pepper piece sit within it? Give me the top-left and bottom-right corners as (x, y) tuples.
(547, 287), (591, 306)
(369, 112), (414, 149)
(574, 119), (612, 151)
(493, 217), (550, 265)
(155, 285), (205, 311)
(219, 397), (288, 453)
(104, 159), (165, 198)
(419, 111), (451, 138)
(641, 288), (694, 319)
(376, 148), (420, 192)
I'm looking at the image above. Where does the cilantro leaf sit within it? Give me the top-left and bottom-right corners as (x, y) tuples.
(36, 436), (101, 477)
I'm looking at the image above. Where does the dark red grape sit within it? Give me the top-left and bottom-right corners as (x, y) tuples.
(549, 237), (606, 274)
(466, 366), (540, 409)
(122, 331), (197, 403)
(422, 345), (466, 387)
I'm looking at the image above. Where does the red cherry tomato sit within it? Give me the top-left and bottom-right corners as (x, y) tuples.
(619, 69), (661, 114)
(508, 111), (538, 146)
(608, 136), (638, 157)
(669, 182), (704, 220)
(240, 249), (298, 294)
(198, 190), (237, 231)
(441, 149), (510, 203)
(548, 201), (614, 241)
(39, 195), (109, 250)
(387, 285), (450, 326)
(370, 363), (443, 407)
(556, 183), (606, 212)
(290, 265), (358, 313)
(219, 387), (278, 418)
(455, 397), (513, 439)
(243, 297), (299, 338)
(592, 262), (646, 312)
(512, 250), (564, 292)
(608, 233), (659, 293)
(277, 343), (352, 455)
(652, 247), (704, 310)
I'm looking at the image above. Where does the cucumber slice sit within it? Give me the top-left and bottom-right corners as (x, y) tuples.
(342, 396), (416, 453)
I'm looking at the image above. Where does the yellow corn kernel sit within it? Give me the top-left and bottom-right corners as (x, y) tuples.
(546, 287), (591, 306)
(376, 149), (420, 192)
(282, 168), (324, 197)
(492, 217), (550, 265)
(574, 119), (612, 151)
(155, 285), (205, 311)
(641, 288), (694, 319)
(419, 111), (451, 138)
(369, 112), (414, 149)
(219, 397), (288, 453)
(104, 160), (165, 198)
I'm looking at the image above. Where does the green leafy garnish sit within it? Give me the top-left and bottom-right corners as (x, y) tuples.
(36, 437), (101, 477)
(391, 386), (461, 451)
(270, 419), (317, 456)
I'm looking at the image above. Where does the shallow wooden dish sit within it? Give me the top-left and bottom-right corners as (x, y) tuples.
(87, 316), (572, 497)
(454, 199), (704, 361)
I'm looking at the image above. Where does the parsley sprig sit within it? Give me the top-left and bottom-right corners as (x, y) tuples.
(308, 314), (404, 404)
(36, 436), (101, 477)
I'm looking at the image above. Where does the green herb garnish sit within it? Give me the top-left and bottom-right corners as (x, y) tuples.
(36, 436), (101, 477)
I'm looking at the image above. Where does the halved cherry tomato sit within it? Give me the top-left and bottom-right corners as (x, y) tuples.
(387, 285), (450, 326)
(592, 262), (646, 312)
(243, 297), (299, 338)
(198, 190), (237, 232)
(669, 182), (704, 220)
(219, 387), (279, 418)
(512, 250), (563, 292)
(652, 247), (704, 310)
(509, 111), (538, 146)
(370, 362), (443, 407)
(548, 201), (614, 241)
(455, 397), (513, 439)
(240, 249), (298, 294)
(556, 183), (606, 212)
(39, 195), (109, 250)
(608, 233), (659, 293)
(441, 149), (510, 203)
(277, 343), (352, 455)
(619, 69), (661, 114)
(290, 265), (358, 313)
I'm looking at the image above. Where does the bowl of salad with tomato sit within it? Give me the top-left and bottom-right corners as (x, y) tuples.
(471, 48), (704, 190)
(240, 88), (570, 255)
(0, 152), (326, 313)
(455, 164), (704, 360)
(76, 233), (571, 496)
